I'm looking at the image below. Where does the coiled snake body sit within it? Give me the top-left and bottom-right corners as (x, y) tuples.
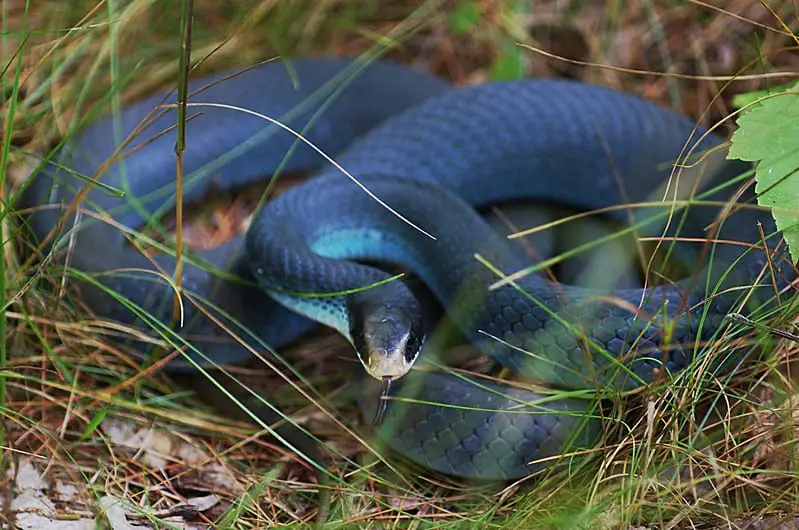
(23, 57), (791, 480)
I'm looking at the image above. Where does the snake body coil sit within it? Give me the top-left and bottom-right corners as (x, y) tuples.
(23, 57), (791, 480)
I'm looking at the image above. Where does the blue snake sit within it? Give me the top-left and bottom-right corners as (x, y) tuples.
(22, 56), (792, 481)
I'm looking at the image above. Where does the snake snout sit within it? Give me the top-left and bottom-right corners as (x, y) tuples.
(349, 297), (425, 381)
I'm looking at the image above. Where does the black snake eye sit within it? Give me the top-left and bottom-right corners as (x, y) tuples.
(403, 319), (425, 365)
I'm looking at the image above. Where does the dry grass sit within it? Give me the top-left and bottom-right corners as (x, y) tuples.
(4, 0), (799, 528)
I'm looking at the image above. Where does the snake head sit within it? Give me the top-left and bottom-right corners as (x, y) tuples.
(348, 297), (425, 381)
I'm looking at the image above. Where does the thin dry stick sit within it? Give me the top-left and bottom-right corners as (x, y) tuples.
(519, 43), (799, 81)
(172, 0), (194, 325)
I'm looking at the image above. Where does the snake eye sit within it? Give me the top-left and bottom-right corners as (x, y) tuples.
(349, 299), (425, 381)
(402, 323), (425, 366)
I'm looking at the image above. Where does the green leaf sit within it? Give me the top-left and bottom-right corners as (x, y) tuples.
(489, 41), (523, 81)
(728, 89), (799, 263)
(448, 1), (481, 35)
(732, 81), (798, 109)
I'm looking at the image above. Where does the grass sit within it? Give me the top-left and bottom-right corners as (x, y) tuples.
(4, 0), (799, 528)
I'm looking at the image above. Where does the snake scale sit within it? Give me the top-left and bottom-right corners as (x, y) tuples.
(22, 56), (792, 481)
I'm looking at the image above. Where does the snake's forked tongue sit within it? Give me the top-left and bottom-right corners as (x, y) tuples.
(373, 377), (393, 425)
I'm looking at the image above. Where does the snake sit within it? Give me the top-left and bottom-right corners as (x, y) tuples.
(21, 56), (793, 482)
